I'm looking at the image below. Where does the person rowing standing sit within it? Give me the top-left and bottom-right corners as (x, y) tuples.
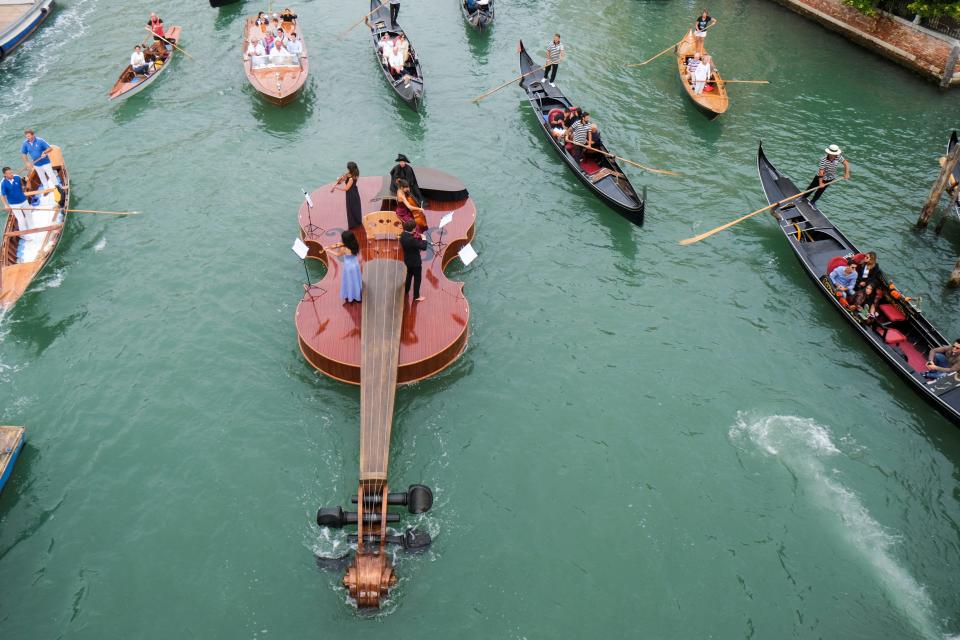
(147, 12), (167, 42)
(807, 144), (850, 204)
(540, 33), (565, 87)
(21, 129), (56, 188)
(692, 10), (716, 55)
(389, 0), (401, 27)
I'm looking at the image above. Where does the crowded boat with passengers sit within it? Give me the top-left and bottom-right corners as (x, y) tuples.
(243, 8), (307, 106)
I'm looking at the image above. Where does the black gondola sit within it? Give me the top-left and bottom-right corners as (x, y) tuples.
(947, 130), (959, 221)
(757, 143), (960, 427)
(517, 41), (644, 224)
(209, 0), (240, 6)
(460, 0), (494, 31)
(368, 0), (424, 111)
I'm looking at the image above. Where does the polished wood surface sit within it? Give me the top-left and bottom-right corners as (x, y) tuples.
(295, 173), (476, 385)
(0, 145), (69, 310)
(242, 16), (308, 106)
(675, 30), (729, 116)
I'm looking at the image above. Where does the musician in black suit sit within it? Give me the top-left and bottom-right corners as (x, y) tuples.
(400, 219), (428, 301)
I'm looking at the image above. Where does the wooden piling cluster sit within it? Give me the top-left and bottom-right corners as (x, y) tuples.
(915, 132), (960, 286)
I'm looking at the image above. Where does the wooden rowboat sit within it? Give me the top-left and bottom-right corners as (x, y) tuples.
(107, 26), (181, 101)
(0, 146), (69, 310)
(518, 40), (644, 224)
(675, 30), (728, 118)
(0, 426), (25, 494)
(368, 0), (424, 111)
(758, 143), (960, 427)
(460, 0), (494, 31)
(242, 15), (308, 106)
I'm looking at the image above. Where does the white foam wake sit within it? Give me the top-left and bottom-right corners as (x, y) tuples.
(0, 0), (99, 127)
(730, 413), (955, 640)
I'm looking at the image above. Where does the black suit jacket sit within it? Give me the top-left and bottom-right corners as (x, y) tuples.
(390, 164), (424, 203)
(400, 231), (428, 268)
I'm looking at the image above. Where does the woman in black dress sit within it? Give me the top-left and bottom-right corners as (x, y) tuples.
(331, 161), (362, 229)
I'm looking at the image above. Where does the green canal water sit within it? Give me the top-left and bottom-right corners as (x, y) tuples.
(1, 0), (960, 637)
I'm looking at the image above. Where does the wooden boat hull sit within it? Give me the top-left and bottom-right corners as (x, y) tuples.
(0, 146), (69, 310)
(518, 40), (644, 224)
(107, 26), (181, 101)
(209, 0), (240, 6)
(0, 0), (54, 62)
(368, 0), (424, 111)
(675, 30), (728, 118)
(757, 144), (960, 427)
(460, 0), (493, 30)
(0, 426), (25, 494)
(948, 131), (959, 221)
(242, 16), (308, 106)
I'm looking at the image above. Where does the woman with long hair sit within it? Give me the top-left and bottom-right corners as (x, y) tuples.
(331, 162), (362, 229)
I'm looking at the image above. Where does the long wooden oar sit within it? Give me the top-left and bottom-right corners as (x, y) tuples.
(679, 179), (844, 246)
(626, 42), (679, 68)
(567, 140), (680, 177)
(723, 79), (769, 84)
(338, 2), (385, 40)
(144, 27), (193, 60)
(26, 207), (139, 216)
(470, 65), (545, 103)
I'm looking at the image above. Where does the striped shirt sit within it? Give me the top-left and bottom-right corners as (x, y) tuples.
(571, 120), (590, 145)
(546, 41), (564, 65)
(686, 58), (700, 73)
(819, 154), (845, 181)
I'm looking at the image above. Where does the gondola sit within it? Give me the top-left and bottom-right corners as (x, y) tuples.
(367, 0), (423, 111)
(209, 0), (240, 6)
(757, 143), (960, 427)
(0, 145), (69, 310)
(947, 130), (959, 221)
(460, 0), (493, 31)
(242, 15), (308, 106)
(675, 30), (728, 118)
(107, 26), (181, 101)
(517, 40), (644, 225)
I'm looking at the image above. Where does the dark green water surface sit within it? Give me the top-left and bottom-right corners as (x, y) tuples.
(1, 0), (960, 638)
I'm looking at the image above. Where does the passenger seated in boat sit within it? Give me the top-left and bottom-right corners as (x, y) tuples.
(925, 340), (960, 380)
(566, 112), (592, 162)
(701, 54), (717, 91)
(286, 32), (303, 57)
(686, 52), (701, 83)
(280, 7), (297, 22)
(396, 34), (410, 64)
(255, 11), (268, 29)
(828, 264), (857, 300)
(130, 45), (150, 75)
(693, 56), (711, 94)
(854, 251), (884, 291)
(547, 110), (566, 139)
(395, 179), (426, 232)
(270, 17), (282, 36)
(263, 32), (275, 51)
(850, 283), (879, 321)
(563, 107), (582, 128)
(388, 45), (406, 76)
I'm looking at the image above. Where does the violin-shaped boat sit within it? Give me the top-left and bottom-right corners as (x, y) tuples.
(295, 168), (476, 607)
(758, 143), (960, 427)
(242, 13), (308, 106)
(108, 26), (181, 101)
(0, 146), (69, 310)
(368, 0), (424, 111)
(675, 30), (728, 118)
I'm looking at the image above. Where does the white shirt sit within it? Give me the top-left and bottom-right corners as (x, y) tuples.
(131, 51), (145, 67)
(694, 62), (710, 82)
(254, 41), (265, 56)
(286, 39), (302, 56)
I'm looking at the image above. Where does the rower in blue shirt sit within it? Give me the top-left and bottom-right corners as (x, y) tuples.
(20, 128), (57, 188)
(1, 166), (56, 232)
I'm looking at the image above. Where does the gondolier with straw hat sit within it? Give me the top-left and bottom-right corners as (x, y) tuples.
(807, 143), (850, 204)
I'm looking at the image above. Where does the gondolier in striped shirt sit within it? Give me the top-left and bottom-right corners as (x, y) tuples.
(566, 112), (592, 162)
(806, 144), (849, 204)
(540, 34), (565, 87)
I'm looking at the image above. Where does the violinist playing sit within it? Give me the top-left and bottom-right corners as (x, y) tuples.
(330, 161), (362, 229)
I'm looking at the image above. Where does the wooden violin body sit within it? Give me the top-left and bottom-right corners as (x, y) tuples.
(295, 168), (476, 608)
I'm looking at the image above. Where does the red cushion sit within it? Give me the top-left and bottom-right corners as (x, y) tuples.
(827, 256), (848, 274)
(883, 328), (907, 345)
(705, 84), (714, 92)
(878, 303), (906, 323)
(564, 142), (574, 152)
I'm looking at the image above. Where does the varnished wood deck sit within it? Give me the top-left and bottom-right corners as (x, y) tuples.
(676, 30), (729, 116)
(0, 4), (32, 32)
(295, 174), (475, 385)
(358, 260), (406, 481)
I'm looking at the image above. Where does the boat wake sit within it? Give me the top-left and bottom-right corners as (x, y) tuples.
(0, 0), (98, 128)
(730, 413), (957, 640)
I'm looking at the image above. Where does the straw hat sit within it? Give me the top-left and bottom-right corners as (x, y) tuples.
(825, 144), (842, 156)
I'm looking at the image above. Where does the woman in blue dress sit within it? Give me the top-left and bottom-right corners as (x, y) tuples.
(337, 230), (362, 303)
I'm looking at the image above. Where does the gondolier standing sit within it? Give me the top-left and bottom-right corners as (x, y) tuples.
(147, 12), (169, 43)
(20, 129), (56, 188)
(389, 0), (401, 27)
(692, 11), (716, 55)
(807, 144), (850, 204)
(1, 167), (30, 230)
(541, 34), (565, 87)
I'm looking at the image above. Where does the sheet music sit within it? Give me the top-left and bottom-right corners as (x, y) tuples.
(439, 212), (454, 228)
(458, 242), (478, 266)
(292, 237), (309, 260)
(302, 189), (314, 208)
